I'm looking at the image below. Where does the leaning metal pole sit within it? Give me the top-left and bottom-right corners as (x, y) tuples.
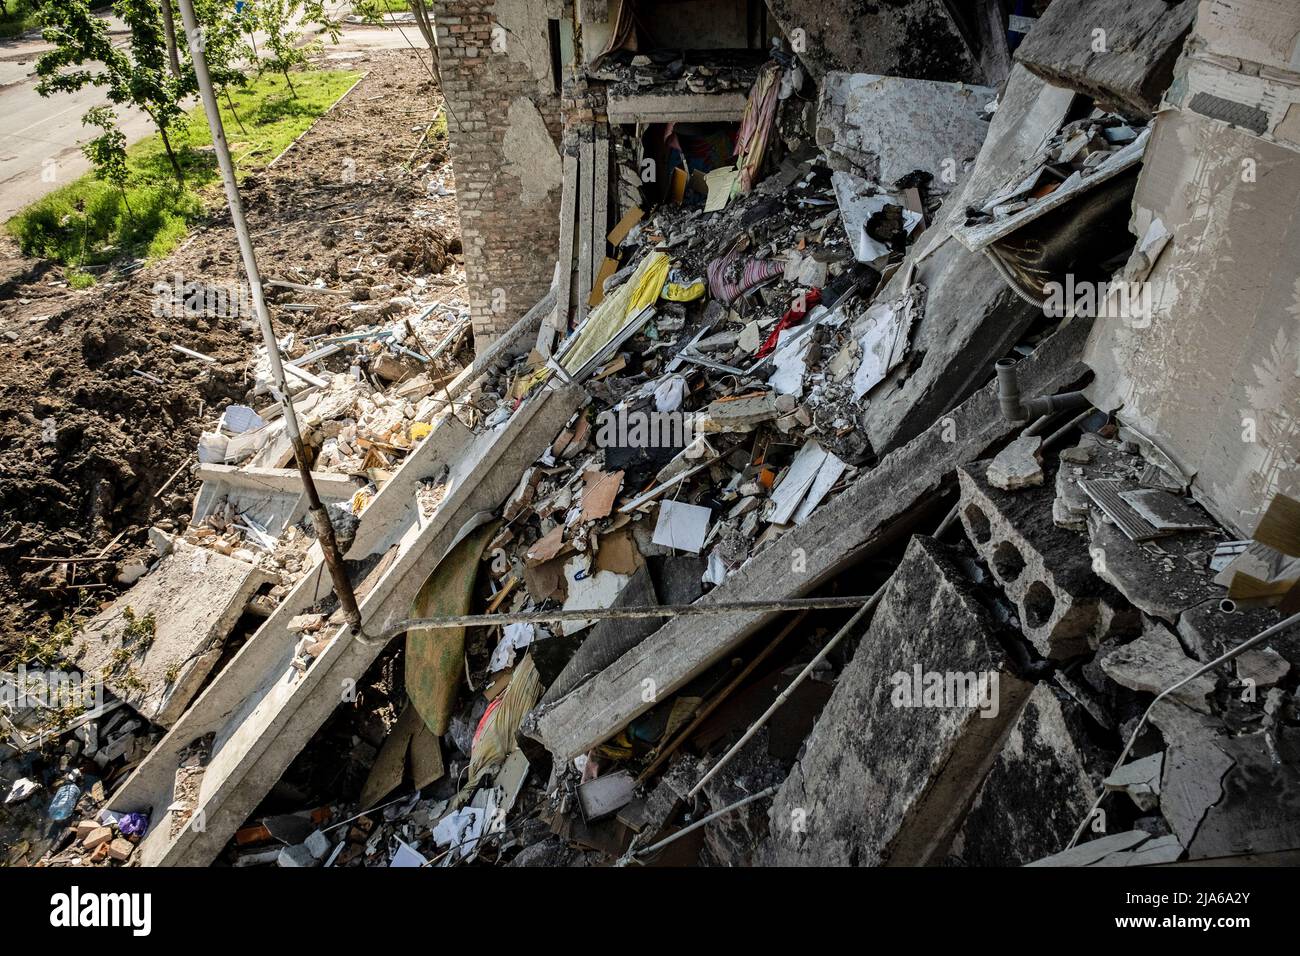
(174, 1), (365, 635)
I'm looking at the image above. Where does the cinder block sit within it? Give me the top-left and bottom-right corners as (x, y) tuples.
(958, 463), (1139, 659)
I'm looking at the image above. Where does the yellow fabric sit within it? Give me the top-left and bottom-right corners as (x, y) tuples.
(468, 654), (541, 784)
(558, 252), (670, 376)
(663, 279), (705, 302)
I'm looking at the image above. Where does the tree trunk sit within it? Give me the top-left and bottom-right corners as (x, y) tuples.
(160, 0), (183, 80)
(283, 68), (297, 98)
(224, 90), (248, 134)
(410, 0), (441, 85)
(119, 185), (134, 218)
(410, 0), (436, 53)
(157, 122), (185, 185)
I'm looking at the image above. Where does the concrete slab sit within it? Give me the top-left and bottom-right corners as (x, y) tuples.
(958, 462), (1140, 659)
(525, 313), (1095, 763)
(860, 66), (1076, 456)
(71, 541), (274, 728)
(1028, 829), (1184, 867)
(1082, 104), (1300, 536)
(816, 72), (993, 192)
(946, 683), (1105, 866)
(1012, 0), (1195, 117)
(107, 383), (586, 866)
(192, 464), (360, 539)
(1086, 512), (1223, 622)
(1180, 729), (1300, 860)
(763, 537), (1033, 866)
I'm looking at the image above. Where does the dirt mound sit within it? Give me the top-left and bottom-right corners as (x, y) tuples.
(0, 49), (465, 652)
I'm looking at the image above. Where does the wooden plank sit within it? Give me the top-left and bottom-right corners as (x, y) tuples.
(592, 126), (610, 289)
(540, 145), (579, 354)
(577, 133), (595, 326)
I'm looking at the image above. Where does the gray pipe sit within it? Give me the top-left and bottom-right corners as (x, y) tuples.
(996, 357), (1090, 423)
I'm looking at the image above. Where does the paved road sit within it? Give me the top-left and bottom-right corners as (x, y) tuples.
(0, 9), (417, 222)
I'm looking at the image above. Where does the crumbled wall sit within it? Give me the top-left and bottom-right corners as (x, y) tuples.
(433, 0), (565, 347)
(763, 0), (988, 83)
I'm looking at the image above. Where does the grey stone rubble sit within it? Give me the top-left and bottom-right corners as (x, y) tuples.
(13, 0), (1300, 871)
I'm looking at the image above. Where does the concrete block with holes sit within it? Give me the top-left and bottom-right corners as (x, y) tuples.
(957, 462), (1139, 659)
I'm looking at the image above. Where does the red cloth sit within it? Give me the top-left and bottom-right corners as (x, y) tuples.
(755, 288), (822, 359)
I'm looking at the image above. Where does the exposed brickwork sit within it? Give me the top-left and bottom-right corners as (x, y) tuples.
(432, 1), (564, 347)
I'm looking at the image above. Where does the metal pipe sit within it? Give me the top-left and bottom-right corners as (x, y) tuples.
(622, 785), (780, 864)
(374, 595), (876, 640)
(995, 358), (1026, 422)
(175, 0), (365, 636)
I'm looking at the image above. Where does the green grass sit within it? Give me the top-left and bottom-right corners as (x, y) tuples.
(8, 68), (362, 272)
(356, 0), (411, 13)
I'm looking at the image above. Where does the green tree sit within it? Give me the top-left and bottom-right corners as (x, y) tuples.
(190, 0), (254, 132)
(253, 0), (338, 97)
(80, 104), (132, 215)
(36, 0), (192, 184)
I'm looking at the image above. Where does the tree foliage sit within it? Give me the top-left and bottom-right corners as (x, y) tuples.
(250, 0), (337, 97)
(79, 104), (132, 213)
(36, 0), (191, 183)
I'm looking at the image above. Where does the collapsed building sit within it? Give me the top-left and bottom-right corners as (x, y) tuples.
(7, 0), (1300, 868)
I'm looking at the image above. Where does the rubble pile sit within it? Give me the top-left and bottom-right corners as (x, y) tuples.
(9, 1), (1300, 870)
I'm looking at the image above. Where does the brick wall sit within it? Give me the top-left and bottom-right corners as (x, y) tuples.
(432, 0), (564, 348)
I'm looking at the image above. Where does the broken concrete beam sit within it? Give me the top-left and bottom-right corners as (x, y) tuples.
(525, 313), (1095, 764)
(860, 66), (1075, 456)
(606, 90), (748, 125)
(1013, 0), (1196, 117)
(765, 0), (991, 83)
(763, 537), (1033, 866)
(957, 463), (1139, 659)
(696, 392), (796, 433)
(816, 72), (993, 192)
(109, 383), (586, 867)
(70, 540), (274, 727)
(193, 465), (359, 540)
(946, 683), (1106, 866)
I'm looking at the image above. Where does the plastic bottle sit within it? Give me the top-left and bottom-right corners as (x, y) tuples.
(47, 771), (81, 822)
